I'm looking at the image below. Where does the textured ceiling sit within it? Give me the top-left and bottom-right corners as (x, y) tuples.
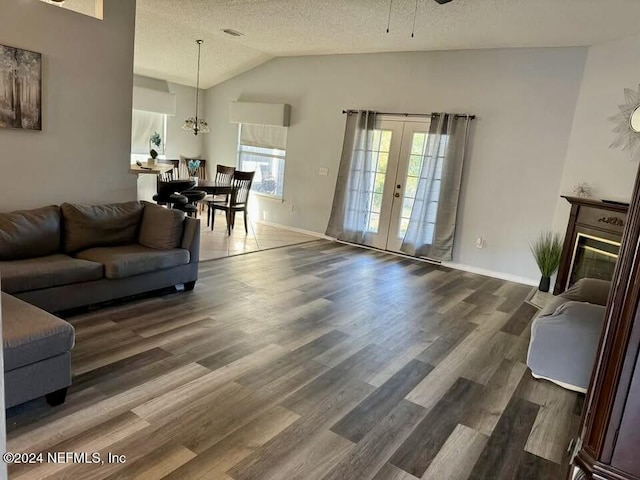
(134, 0), (640, 89)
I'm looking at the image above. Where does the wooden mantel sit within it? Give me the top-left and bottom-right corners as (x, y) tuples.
(560, 195), (629, 214)
(554, 196), (629, 295)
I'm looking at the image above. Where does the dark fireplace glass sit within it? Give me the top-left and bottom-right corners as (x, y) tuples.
(568, 234), (620, 288)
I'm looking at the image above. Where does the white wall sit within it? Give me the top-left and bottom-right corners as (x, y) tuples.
(165, 82), (206, 160)
(205, 48), (587, 282)
(553, 33), (640, 231)
(0, 0), (137, 211)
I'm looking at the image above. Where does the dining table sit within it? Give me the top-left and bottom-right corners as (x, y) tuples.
(195, 179), (236, 228)
(195, 179), (234, 196)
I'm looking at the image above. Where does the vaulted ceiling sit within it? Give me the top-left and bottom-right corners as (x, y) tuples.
(133, 0), (640, 89)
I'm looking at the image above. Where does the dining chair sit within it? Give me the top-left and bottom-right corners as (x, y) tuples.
(210, 170), (255, 235)
(204, 165), (236, 226)
(215, 164), (235, 185)
(157, 159), (180, 182)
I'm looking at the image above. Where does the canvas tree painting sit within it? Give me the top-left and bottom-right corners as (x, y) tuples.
(0, 44), (42, 131)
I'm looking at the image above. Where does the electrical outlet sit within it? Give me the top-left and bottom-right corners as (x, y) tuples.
(476, 237), (486, 249)
(319, 167), (329, 176)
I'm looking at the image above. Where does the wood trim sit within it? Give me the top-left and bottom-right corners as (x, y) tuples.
(554, 198), (628, 295)
(579, 170), (640, 464)
(555, 203), (580, 294)
(576, 449), (640, 480)
(561, 196), (629, 214)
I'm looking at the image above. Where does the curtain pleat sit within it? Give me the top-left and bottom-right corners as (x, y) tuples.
(400, 114), (472, 260)
(326, 111), (377, 243)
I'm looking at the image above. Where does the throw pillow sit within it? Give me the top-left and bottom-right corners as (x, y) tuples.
(0, 205), (61, 260)
(138, 202), (185, 250)
(61, 201), (143, 253)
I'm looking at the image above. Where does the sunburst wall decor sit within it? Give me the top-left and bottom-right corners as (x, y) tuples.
(610, 84), (640, 160)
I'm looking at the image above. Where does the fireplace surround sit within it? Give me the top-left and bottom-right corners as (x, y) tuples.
(554, 196), (629, 295)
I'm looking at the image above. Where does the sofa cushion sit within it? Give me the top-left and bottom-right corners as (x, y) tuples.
(61, 201), (143, 253)
(2, 293), (75, 371)
(138, 202), (185, 250)
(561, 278), (611, 306)
(0, 205), (61, 260)
(539, 278), (613, 318)
(75, 245), (190, 279)
(0, 254), (104, 294)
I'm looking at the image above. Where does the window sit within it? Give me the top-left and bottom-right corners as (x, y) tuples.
(399, 132), (447, 242)
(131, 110), (167, 163)
(366, 129), (392, 233)
(237, 124), (288, 199)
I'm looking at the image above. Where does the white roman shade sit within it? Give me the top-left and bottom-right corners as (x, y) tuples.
(133, 86), (176, 116)
(230, 102), (291, 127)
(240, 124), (288, 150)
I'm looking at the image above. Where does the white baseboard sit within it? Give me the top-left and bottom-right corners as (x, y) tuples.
(255, 220), (333, 240)
(255, 220), (538, 287)
(442, 261), (538, 286)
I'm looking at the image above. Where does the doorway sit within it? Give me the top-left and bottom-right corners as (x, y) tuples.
(362, 117), (437, 253)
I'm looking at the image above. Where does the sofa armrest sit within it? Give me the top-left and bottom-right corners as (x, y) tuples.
(562, 278), (611, 306)
(181, 217), (200, 264)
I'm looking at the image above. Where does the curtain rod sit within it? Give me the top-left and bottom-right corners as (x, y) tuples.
(341, 110), (476, 120)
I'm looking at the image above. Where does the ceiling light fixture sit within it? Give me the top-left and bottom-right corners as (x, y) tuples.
(222, 29), (244, 37)
(182, 40), (210, 136)
(386, 0), (453, 37)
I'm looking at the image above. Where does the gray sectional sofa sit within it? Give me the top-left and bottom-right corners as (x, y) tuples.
(0, 201), (200, 312)
(527, 278), (611, 393)
(2, 293), (75, 408)
(1, 200), (200, 407)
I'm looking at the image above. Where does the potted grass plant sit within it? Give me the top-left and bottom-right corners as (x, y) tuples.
(530, 231), (563, 292)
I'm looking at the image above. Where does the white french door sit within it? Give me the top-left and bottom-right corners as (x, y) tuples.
(362, 117), (433, 253)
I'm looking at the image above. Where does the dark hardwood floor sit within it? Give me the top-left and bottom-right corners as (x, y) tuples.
(6, 240), (581, 480)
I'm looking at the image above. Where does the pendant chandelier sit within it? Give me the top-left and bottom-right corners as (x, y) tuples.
(182, 40), (210, 136)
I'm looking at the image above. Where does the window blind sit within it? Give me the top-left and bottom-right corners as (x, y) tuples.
(240, 124), (288, 150)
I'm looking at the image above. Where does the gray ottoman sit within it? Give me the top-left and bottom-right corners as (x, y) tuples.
(2, 293), (75, 408)
(527, 278), (610, 393)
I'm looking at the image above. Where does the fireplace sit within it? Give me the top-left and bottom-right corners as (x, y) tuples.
(554, 196), (629, 295)
(567, 233), (621, 289)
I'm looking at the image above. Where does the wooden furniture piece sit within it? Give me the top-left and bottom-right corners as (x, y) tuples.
(569, 178), (640, 479)
(156, 159), (180, 181)
(554, 196), (629, 295)
(202, 165), (236, 223)
(197, 180), (234, 227)
(210, 171), (255, 235)
(214, 164), (235, 185)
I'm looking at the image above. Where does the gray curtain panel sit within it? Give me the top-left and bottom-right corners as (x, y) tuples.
(400, 113), (472, 260)
(326, 111), (377, 243)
